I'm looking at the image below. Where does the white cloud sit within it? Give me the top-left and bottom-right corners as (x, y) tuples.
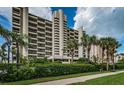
(0, 7), (12, 23)
(73, 7), (124, 53)
(73, 7), (124, 39)
(0, 7), (52, 24)
(29, 7), (52, 21)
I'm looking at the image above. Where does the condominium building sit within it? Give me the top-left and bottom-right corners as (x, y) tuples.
(51, 9), (68, 60)
(13, 7), (103, 61)
(115, 53), (124, 63)
(78, 28), (87, 58)
(90, 45), (103, 60)
(67, 28), (79, 58)
(12, 7), (28, 59)
(12, 7), (52, 59)
(51, 10), (80, 61)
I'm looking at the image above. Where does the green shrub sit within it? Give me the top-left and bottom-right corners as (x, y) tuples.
(77, 58), (92, 64)
(53, 60), (62, 64)
(2, 63), (124, 82)
(0, 63), (99, 82)
(117, 58), (124, 63)
(0, 65), (35, 82)
(29, 57), (50, 64)
(95, 63), (114, 71)
(116, 63), (124, 70)
(0, 63), (22, 70)
(20, 55), (28, 64)
(34, 64), (99, 78)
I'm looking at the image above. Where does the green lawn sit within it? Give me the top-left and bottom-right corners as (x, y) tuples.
(0, 71), (108, 85)
(72, 72), (124, 85)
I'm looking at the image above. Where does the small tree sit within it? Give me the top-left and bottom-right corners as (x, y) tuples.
(0, 43), (7, 63)
(11, 32), (28, 65)
(64, 39), (79, 63)
(0, 25), (12, 63)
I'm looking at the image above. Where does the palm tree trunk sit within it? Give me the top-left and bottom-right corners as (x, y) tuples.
(106, 50), (109, 71)
(7, 45), (10, 64)
(102, 48), (104, 63)
(82, 46), (84, 58)
(87, 48), (90, 60)
(71, 50), (74, 63)
(16, 42), (19, 67)
(71, 55), (73, 63)
(112, 52), (115, 71)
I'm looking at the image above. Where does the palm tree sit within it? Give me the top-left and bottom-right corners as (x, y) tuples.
(12, 47), (16, 63)
(11, 32), (27, 64)
(99, 37), (121, 71)
(81, 34), (91, 59)
(99, 38), (109, 70)
(109, 38), (121, 71)
(0, 25), (11, 63)
(0, 25), (11, 41)
(2, 42), (11, 63)
(87, 36), (92, 59)
(91, 35), (98, 45)
(64, 39), (78, 63)
(0, 43), (7, 63)
(100, 38), (107, 62)
(81, 34), (97, 60)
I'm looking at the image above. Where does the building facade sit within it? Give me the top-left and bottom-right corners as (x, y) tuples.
(51, 9), (80, 60)
(12, 7), (105, 61)
(115, 53), (124, 63)
(51, 9), (68, 60)
(12, 7), (52, 59)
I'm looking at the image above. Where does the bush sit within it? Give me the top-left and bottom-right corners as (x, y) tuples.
(77, 58), (92, 64)
(0, 63), (99, 82)
(117, 59), (124, 64)
(0, 63), (22, 70)
(0, 65), (35, 82)
(20, 55), (28, 64)
(116, 63), (124, 70)
(95, 63), (124, 71)
(34, 64), (99, 78)
(1, 63), (124, 82)
(29, 57), (50, 64)
(95, 63), (115, 71)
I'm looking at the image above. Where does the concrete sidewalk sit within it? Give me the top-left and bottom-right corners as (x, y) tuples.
(34, 70), (124, 85)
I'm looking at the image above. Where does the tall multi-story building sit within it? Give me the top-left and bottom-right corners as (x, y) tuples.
(13, 7), (105, 62)
(51, 9), (68, 60)
(90, 45), (102, 60)
(12, 7), (28, 59)
(12, 7), (52, 59)
(115, 53), (124, 63)
(67, 28), (79, 58)
(78, 28), (87, 58)
(51, 10), (81, 61)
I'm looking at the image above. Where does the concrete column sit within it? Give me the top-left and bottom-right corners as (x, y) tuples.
(52, 11), (55, 61)
(59, 9), (64, 56)
(78, 27), (83, 58)
(22, 7), (28, 58)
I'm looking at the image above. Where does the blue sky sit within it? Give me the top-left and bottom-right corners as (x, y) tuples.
(0, 7), (124, 54)
(52, 7), (76, 28)
(0, 14), (11, 44)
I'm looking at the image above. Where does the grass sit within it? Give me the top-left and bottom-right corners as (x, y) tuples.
(0, 71), (108, 85)
(72, 72), (124, 85)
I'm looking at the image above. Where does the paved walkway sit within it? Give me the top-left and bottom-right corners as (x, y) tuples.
(34, 70), (124, 85)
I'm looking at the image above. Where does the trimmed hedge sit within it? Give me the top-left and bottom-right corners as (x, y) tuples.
(1, 63), (124, 82)
(0, 64), (98, 82)
(0, 63), (22, 70)
(116, 63), (124, 70)
(0, 65), (35, 82)
(34, 64), (98, 78)
(95, 63), (124, 70)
